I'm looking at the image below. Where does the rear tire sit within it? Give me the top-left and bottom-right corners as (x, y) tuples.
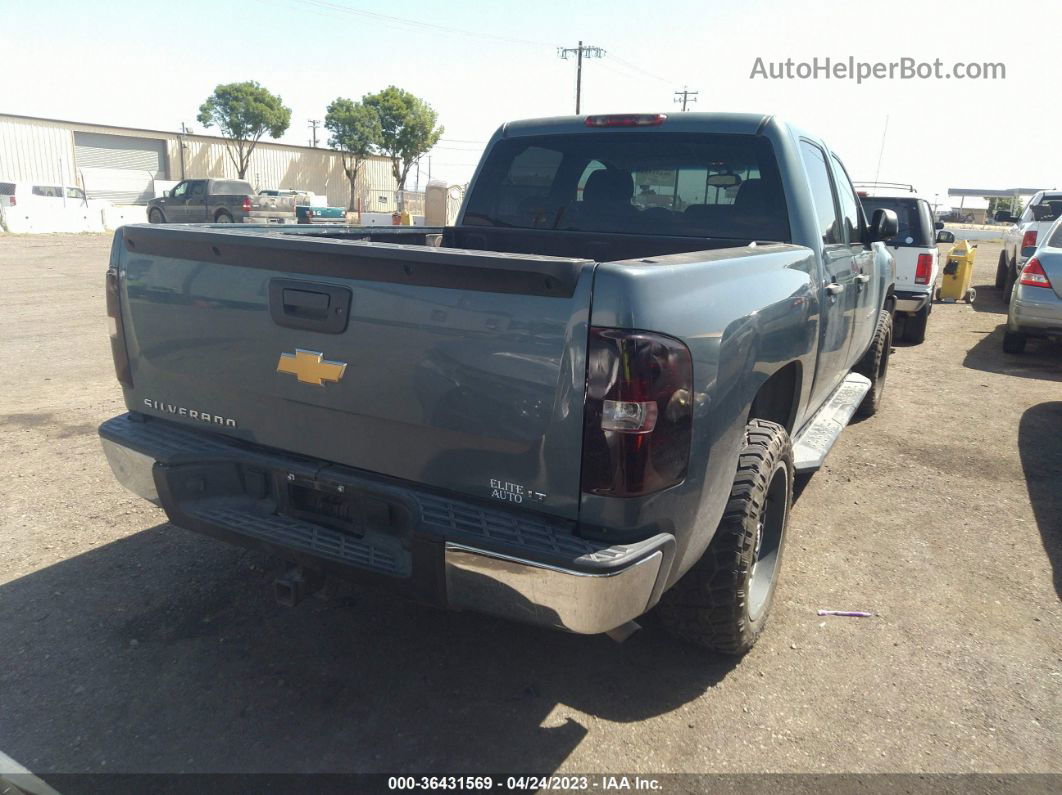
(215, 211), (233, 223)
(965, 288), (976, 304)
(904, 306), (928, 344)
(656, 419), (793, 656)
(1003, 261), (1017, 302)
(1003, 330), (1027, 354)
(854, 309), (892, 417)
(995, 252), (1008, 289)
(148, 208), (164, 224)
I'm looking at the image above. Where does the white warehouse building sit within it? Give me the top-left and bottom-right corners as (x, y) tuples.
(0, 112), (400, 212)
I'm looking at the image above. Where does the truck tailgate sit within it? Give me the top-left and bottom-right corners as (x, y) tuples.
(116, 225), (594, 520)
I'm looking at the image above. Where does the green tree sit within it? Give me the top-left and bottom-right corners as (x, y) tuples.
(324, 98), (382, 211)
(197, 81), (291, 179)
(363, 86), (444, 213)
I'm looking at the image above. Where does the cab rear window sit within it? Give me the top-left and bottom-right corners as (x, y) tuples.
(858, 197), (932, 247)
(0, 183), (15, 196)
(463, 132), (790, 242)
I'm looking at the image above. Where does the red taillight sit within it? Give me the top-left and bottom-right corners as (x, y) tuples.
(915, 253), (934, 285)
(1020, 257), (1053, 288)
(1021, 230), (1038, 251)
(581, 328), (693, 497)
(106, 267), (133, 388)
(9, 195), (15, 206)
(584, 114), (667, 128)
(242, 197), (252, 212)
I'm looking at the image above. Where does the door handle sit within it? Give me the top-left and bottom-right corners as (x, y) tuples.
(825, 282), (845, 296)
(855, 273), (870, 284)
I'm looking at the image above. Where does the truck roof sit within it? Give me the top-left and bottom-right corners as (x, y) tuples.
(498, 112), (775, 138)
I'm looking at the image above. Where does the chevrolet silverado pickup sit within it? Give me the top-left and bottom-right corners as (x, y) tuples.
(100, 112), (897, 655)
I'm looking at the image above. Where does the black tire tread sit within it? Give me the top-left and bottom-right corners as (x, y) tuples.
(656, 419), (793, 656)
(995, 251), (1008, 289)
(853, 309), (892, 417)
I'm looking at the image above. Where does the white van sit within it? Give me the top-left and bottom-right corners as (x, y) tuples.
(856, 183), (945, 344)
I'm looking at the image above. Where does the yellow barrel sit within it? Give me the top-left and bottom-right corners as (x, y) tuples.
(937, 240), (977, 303)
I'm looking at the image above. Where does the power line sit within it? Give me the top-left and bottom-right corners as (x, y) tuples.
(557, 41), (606, 114)
(277, 0), (555, 48)
(673, 87), (698, 111)
(608, 53), (674, 85)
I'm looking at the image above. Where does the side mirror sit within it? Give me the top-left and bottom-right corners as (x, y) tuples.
(868, 208), (898, 242)
(934, 221), (944, 230)
(1021, 245), (1037, 258)
(936, 230), (955, 244)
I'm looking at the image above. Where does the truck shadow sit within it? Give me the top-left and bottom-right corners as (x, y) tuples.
(962, 324), (1062, 382)
(0, 525), (737, 776)
(1018, 402), (1062, 600)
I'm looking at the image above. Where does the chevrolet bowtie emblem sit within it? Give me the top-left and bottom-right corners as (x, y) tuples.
(276, 349), (347, 386)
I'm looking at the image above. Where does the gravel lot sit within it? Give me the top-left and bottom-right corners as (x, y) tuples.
(0, 233), (1059, 778)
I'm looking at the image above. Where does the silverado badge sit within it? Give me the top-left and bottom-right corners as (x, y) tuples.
(276, 349), (347, 386)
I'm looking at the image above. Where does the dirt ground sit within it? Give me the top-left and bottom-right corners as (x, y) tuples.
(0, 233), (1059, 778)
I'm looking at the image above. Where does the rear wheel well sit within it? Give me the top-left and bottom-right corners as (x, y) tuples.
(749, 362), (801, 434)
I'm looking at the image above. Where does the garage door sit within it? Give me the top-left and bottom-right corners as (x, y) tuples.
(74, 132), (168, 204)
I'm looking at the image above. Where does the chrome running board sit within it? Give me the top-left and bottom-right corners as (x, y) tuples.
(791, 372), (872, 472)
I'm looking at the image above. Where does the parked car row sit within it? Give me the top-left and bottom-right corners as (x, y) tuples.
(146, 179), (297, 225)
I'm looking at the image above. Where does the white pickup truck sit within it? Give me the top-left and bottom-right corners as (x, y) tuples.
(997, 191), (1062, 300)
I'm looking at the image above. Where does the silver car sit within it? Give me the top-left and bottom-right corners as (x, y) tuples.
(1004, 214), (1062, 353)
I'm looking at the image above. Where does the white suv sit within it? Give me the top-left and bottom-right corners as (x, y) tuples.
(856, 183), (946, 344)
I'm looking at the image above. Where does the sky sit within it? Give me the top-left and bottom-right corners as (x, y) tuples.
(2, 0), (1058, 205)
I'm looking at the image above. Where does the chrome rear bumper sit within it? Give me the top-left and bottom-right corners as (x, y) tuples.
(445, 544), (664, 634)
(99, 422), (672, 636)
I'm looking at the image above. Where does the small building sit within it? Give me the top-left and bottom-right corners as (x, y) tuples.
(0, 112), (399, 211)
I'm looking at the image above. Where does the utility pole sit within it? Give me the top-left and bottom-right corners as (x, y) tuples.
(557, 41), (605, 114)
(673, 86), (698, 111)
(178, 122), (190, 179)
(308, 119), (321, 148)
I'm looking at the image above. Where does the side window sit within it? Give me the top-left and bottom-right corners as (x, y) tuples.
(172, 182), (189, 198)
(799, 141), (841, 245)
(189, 181), (206, 197)
(829, 154), (863, 245)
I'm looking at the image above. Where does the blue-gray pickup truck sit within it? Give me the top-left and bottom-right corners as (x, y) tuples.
(100, 112), (897, 654)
